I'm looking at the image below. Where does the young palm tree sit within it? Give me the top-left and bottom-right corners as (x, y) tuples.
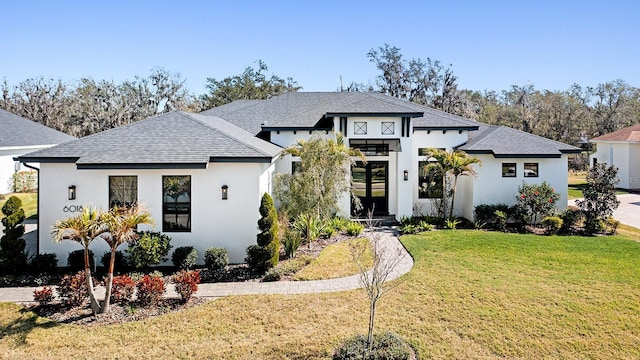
(423, 149), (481, 220)
(52, 206), (109, 315)
(102, 204), (154, 313)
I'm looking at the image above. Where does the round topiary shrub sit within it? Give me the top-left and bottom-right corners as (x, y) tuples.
(333, 332), (414, 360)
(67, 249), (94, 272)
(172, 246), (198, 270)
(127, 231), (173, 269)
(29, 253), (58, 275)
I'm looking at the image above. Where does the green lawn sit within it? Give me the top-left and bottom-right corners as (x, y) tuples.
(1, 230), (639, 359)
(568, 172), (630, 199)
(293, 238), (372, 280)
(0, 193), (37, 219)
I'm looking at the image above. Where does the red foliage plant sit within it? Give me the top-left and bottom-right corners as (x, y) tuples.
(57, 271), (88, 306)
(33, 286), (54, 306)
(110, 275), (135, 303)
(173, 270), (201, 303)
(136, 275), (166, 307)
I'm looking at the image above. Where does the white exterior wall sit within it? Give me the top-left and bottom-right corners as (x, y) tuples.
(629, 144), (640, 189)
(37, 161), (274, 265)
(411, 130), (468, 217)
(471, 155), (570, 219)
(591, 141), (640, 189)
(0, 145), (49, 193)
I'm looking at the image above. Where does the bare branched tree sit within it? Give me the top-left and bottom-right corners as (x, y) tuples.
(349, 211), (407, 353)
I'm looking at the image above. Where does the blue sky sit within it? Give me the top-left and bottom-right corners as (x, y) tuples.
(1, 0), (639, 95)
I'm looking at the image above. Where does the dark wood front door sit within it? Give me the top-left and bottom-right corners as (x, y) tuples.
(351, 161), (388, 216)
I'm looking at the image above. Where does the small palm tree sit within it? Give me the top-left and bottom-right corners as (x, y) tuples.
(52, 206), (109, 315)
(423, 149), (481, 220)
(102, 204), (154, 313)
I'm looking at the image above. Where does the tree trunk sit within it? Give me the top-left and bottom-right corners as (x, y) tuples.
(449, 176), (459, 220)
(368, 300), (377, 354)
(102, 248), (116, 313)
(84, 247), (101, 315)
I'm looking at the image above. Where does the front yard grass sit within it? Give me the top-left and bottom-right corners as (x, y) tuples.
(0, 192), (37, 219)
(293, 238), (372, 280)
(568, 171), (630, 199)
(1, 230), (639, 359)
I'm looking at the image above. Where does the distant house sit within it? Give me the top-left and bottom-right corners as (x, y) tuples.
(589, 124), (640, 190)
(18, 92), (580, 264)
(0, 109), (75, 193)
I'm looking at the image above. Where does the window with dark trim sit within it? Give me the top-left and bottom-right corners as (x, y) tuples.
(418, 162), (444, 199)
(162, 175), (191, 232)
(291, 161), (302, 174)
(354, 122), (367, 135)
(524, 163), (538, 177)
(109, 176), (137, 208)
(502, 163), (516, 177)
(381, 122), (395, 135)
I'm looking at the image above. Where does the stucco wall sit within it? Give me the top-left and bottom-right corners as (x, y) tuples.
(471, 155), (569, 219)
(590, 142), (637, 189)
(37, 161), (274, 265)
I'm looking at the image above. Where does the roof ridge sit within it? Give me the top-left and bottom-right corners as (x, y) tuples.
(182, 112), (279, 157)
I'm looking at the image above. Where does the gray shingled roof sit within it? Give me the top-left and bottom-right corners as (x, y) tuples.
(0, 109), (75, 147)
(19, 111), (282, 168)
(457, 124), (581, 157)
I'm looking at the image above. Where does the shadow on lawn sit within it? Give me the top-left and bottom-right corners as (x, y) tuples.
(0, 308), (58, 346)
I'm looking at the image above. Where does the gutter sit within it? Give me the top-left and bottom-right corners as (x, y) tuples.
(17, 161), (40, 256)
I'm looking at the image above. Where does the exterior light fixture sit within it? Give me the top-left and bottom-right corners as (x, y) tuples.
(68, 185), (76, 200)
(221, 185), (228, 200)
(403, 170), (409, 181)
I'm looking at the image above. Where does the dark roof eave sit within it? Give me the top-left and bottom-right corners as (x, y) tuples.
(262, 127), (332, 132)
(209, 156), (275, 163)
(414, 126), (479, 131)
(325, 112), (423, 118)
(17, 156), (79, 163)
(462, 150), (564, 158)
(560, 149), (583, 154)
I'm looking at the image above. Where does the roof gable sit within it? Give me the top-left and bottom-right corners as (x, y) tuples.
(0, 109), (75, 147)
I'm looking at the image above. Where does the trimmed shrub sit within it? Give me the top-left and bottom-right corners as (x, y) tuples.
(283, 229), (303, 258)
(346, 221), (364, 236)
(127, 231), (173, 269)
(584, 217), (605, 235)
(204, 247), (228, 271)
(257, 193), (279, 267)
(515, 181), (560, 225)
(173, 270), (201, 303)
(333, 332), (413, 360)
(245, 245), (272, 274)
(33, 286), (54, 306)
(262, 267), (284, 282)
(559, 206), (582, 234)
(58, 271), (88, 306)
(172, 246), (198, 270)
(474, 203), (511, 227)
(136, 274), (166, 307)
(110, 275), (136, 303)
(29, 253), (58, 275)
(100, 251), (129, 273)
(67, 249), (94, 273)
(605, 217), (620, 235)
(542, 216), (563, 235)
(0, 196), (27, 275)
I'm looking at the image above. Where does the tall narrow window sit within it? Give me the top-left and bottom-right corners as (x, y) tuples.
(163, 175), (191, 232)
(418, 162), (443, 199)
(109, 176), (137, 208)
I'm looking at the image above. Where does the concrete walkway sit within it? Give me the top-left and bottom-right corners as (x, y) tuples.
(0, 227), (414, 304)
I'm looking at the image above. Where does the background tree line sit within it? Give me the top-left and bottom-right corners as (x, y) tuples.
(2, 45), (639, 146)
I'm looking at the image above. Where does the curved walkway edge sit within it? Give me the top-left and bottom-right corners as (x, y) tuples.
(0, 227), (414, 304)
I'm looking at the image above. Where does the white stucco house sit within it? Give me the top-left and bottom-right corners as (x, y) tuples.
(589, 124), (640, 190)
(0, 109), (75, 193)
(18, 92), (580, 264)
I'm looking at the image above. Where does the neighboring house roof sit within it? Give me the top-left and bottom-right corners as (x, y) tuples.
(0, 109), (75, 148)
(19, 111), (282, 169)
(590, 124), (640, 142)
(458, 124), (581, 157)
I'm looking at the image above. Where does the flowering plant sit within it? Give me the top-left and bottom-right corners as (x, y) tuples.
(515, 181), (560, 225)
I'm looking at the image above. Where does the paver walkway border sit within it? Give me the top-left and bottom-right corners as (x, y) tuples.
(0, 227), (413, 304)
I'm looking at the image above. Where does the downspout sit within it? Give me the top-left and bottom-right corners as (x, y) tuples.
(17, 160), (40, 256)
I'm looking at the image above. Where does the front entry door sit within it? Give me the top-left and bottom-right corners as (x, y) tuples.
(351, 161), (388, 216)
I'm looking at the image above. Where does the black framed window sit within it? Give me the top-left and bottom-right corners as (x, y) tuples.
(162, 175), (191, 232)
(418, 162), (444, 199)
(291, 161), (302, 174)
(381, 122), (395, 135)
(109, 176), (137, 208)
(502, 163), (516, 177)
(524, 163), (539, 177)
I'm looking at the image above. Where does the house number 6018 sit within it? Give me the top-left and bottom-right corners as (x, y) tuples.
(63, 205), (83, 213)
